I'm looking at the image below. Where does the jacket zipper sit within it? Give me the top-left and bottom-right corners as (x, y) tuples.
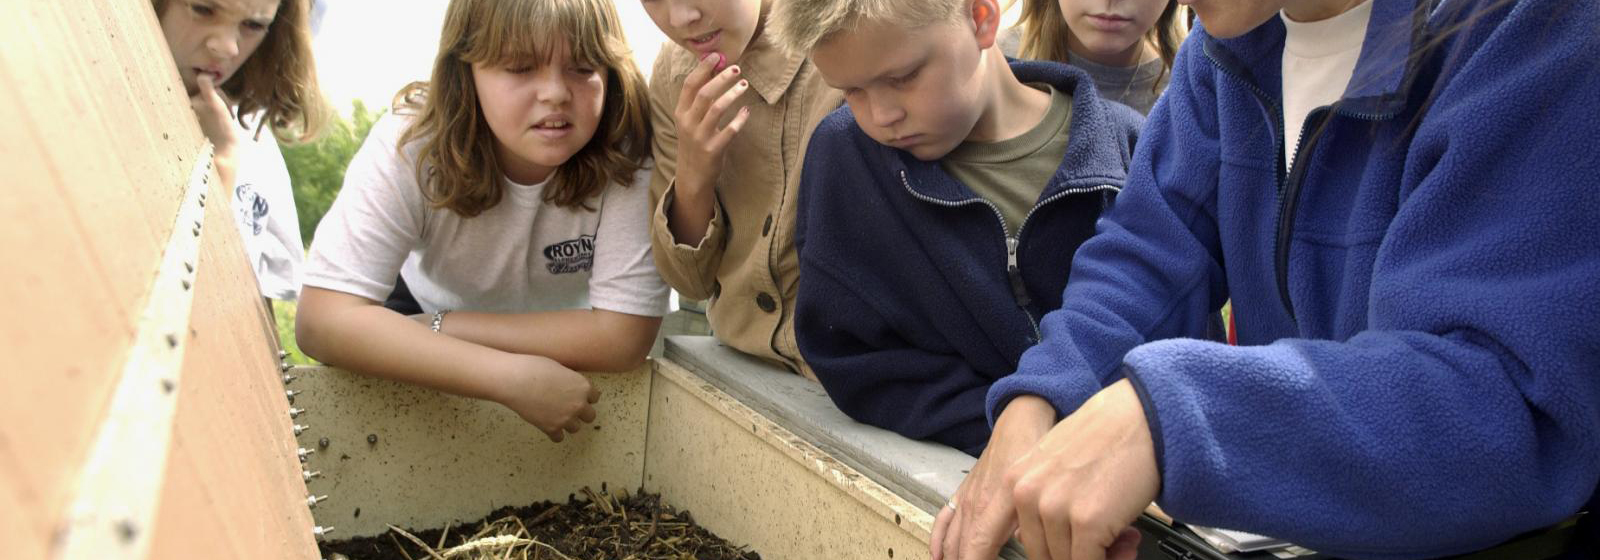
(899, 170), (1115, 341)
(1012, 184), (1120, 339)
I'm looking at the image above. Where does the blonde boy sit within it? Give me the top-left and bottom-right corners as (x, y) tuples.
(774, 0), (1142, 458)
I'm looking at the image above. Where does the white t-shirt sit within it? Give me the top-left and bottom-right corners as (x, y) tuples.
(302, 113), (670, 318)
(233, 111), (305, 301)
(1280, 0), (1373, 171)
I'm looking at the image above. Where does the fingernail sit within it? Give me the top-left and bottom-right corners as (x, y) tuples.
(731, 66), (741, 75)
(739, 80), (748, 88)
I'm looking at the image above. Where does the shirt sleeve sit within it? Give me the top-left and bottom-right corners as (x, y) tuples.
(300, 115), (425, 303)
(231, 118), (306, 301)
(646, 50), (728, 300)
(589, 166), (672, 317)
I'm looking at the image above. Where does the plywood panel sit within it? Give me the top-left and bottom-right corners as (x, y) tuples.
(645, 361), (931, 560)
(294, 365), (651, 538)
(0, 0), (200, 554)
(144, 174), (319, 560)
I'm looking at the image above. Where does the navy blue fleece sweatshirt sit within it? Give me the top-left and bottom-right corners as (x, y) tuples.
(794, 60), (1142, 455)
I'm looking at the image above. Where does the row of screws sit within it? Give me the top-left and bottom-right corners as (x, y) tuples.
(281, 350), (334, 543)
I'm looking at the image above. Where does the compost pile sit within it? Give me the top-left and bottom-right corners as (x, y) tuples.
(320, 486), (760, 560)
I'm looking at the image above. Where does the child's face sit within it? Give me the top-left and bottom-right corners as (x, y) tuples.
(472, 43), (608, 185)
(158, 0), (280, 96)
(1178, 0), (1283, 38)
(812, 19), (989, 162)
(1058, 0), (1167, 62)
(640, 0), (764, 69)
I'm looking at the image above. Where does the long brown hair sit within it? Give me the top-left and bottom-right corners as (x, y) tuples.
(151, 0), (329, 143)
(397, 0), (651, 217)
(1016, 0), (1189, 94)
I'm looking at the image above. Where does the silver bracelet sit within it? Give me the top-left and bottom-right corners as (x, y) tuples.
(429, 309), (452, 333)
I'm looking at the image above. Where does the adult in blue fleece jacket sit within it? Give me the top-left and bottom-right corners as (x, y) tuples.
(792, 59), (1142, 456)
(955, 0), (1600, 558)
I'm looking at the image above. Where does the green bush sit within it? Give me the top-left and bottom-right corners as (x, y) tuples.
(281, 100), (384, 246)
(276, 101), (384, 363)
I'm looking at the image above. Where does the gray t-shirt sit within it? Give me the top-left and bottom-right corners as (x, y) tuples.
(940, 84), (1073, 238)
(998, 27), (1170, 115)
(1067, 52), (1168, 116)
(303, 113), (670, 317)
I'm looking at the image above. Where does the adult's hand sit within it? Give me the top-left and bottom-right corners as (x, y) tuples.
(1005, 379), (1158, 560)
(930, 395), (1055, 560)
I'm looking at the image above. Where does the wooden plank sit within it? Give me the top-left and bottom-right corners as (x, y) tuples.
(646, 360), (931, 560)
(294, 365), (652, 538)
(145, 171), (318, 560)
(0, 1), (198, 554)
(52, 148), (212, 560)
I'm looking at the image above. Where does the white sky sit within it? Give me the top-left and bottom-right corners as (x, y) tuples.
(312, 0), (669, 113)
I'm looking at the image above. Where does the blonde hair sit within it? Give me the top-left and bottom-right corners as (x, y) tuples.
(151, 0), (329, 143)
(771, 0), (968, 55)
(1016, 0), (1189, 93)
(395, 0), (651, 217)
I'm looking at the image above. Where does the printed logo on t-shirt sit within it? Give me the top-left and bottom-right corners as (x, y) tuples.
(235, 183), (270, 236)
(543, 235), (595, 274)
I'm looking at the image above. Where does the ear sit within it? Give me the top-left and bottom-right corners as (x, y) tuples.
(968, 0), (1002, 49)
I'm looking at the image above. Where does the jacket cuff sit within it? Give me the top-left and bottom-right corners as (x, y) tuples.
(653, 179), (725, 252)
(1121, 364), (1167, 484)
(984, 369), (1101, 427)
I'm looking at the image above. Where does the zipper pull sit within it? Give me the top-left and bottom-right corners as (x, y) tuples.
(1006, 237), (1031, 308)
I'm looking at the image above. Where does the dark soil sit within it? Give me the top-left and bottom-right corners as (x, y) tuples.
(320, 486), (761, 560)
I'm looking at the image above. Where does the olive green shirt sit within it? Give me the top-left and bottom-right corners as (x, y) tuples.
(940, 85), (1073, 237)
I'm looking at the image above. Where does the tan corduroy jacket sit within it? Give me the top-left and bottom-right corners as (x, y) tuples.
(647, 33), (842, 380)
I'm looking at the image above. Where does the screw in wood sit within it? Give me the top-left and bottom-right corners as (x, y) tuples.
(280, 361), (293, 372)
(286, 389), (301, 401)
(297, 448), (314, 462)
(302, 470), (322, 482)
(116, 519), (138, 543)
(279, 350), (289, 360)
(292, 424), (308, 436)
(306, 495), (327, 508)
(181, 279), (191, 291)
(312, 526), (335, 539)
(283, 374), (297, 385)
(166, 333), (179, 348)
(289, 407), (306, 419)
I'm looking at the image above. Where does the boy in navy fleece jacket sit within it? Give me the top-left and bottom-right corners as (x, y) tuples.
(769, 0), (1142, 456)
(940, 0), (1600, 559)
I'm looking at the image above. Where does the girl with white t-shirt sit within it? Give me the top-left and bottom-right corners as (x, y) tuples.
(153, 0), (327, 300)
(297, 0), (667, 443)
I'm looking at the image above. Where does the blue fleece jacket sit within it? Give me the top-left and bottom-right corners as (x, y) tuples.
(987, 0), (1600, 557)
(794, 61), (1142, 456)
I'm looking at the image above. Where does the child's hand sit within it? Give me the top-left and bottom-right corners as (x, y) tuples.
(190, 74), (238, 157)
(494, 354), (601, 442)
(672, 52), (752, 200)
(190, 74), (238, 186)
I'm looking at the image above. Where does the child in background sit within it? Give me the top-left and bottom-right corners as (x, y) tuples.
(154, 0), (328, 300)
(639, 0), (842, 380)
(1014, 0), (1187, 114)
(296, 0), (668, 443)
(772, 0), (1141, 455)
